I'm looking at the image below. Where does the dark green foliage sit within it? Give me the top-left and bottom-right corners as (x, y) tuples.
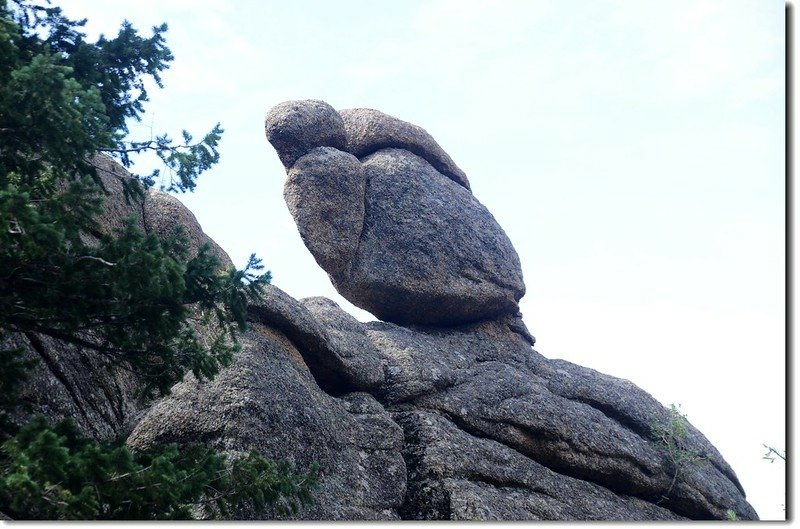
(2, 0), (219, 194)
(1, 210), (269, 397)
(5, 0), (171, 131)
(0, 0), (317, 519)
(0, 0), (269, 401)
(0, 416), (319, 520)
(0, 343), (36, 434)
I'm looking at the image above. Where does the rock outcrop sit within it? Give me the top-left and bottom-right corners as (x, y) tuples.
(11, 113), (758, 521)
(127, 294), (756, 520)
(265, 100), (525, 326)
(7, 157), (231, 440)
(128, 293), (406, 520)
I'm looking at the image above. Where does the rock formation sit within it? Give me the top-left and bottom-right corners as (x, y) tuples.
(265, 100), (524, 326)
(128, 289), (756, 520)
(9, 108), (758, 520)
(6, 156), (231, 441)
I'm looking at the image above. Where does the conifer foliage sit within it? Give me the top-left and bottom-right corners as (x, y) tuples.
(0, 0), (318, 519)
(0, 416), (319, 520)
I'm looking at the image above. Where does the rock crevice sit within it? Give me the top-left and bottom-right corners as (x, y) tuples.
(125, 294), (756, 520)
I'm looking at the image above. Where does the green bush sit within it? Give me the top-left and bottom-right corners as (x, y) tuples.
(0, 416), (318, 520)
(0, 0), (318, 518)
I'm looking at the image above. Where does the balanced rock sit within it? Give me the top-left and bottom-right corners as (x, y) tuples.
(342, 149), (523, 324)
(18, 157), (757, 520)
(264, 100), (525, 326)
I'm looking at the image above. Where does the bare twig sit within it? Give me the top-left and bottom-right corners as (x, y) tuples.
(75, 255), (117, 267)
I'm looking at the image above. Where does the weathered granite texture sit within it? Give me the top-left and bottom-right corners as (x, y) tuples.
(127, 296), (756, 520)
(265, 100), (525, 326)
(11, 141), (757, 521)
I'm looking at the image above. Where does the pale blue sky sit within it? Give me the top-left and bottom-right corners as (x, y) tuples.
(64, 0), (786, 519)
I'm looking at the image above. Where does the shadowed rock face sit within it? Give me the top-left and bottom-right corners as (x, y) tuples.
(16, 147), (757, 521)
(128, 320), (406, 521)
(264, 100), (525, 326)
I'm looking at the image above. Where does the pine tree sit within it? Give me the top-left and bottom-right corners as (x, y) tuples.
(0, 416), (318, 520)
(0, 0), (318, 519)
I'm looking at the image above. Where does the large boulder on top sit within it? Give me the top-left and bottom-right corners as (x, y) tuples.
(339, 148), (523, 325)
(264, 100), (525, 326)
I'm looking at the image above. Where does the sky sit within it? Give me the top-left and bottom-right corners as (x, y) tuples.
(60, 0), (787, 520)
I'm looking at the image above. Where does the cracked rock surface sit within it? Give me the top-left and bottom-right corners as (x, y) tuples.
(127, 296), (757, 520)
(128, 322), (406, 520)
(15, 140), (757, 521)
